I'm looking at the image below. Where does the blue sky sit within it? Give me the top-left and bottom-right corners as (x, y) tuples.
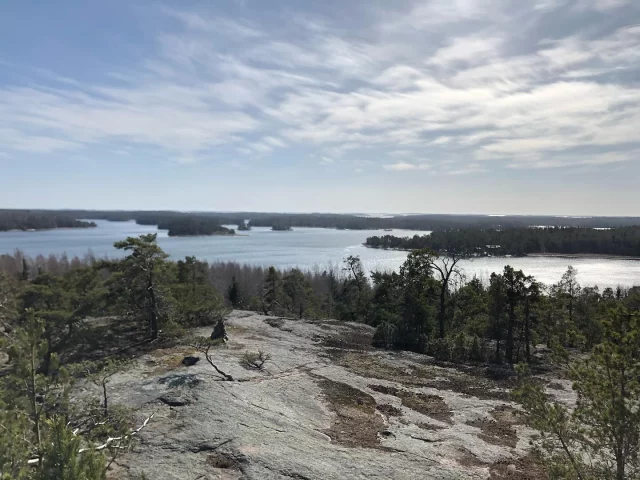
(1, 0), (639, 215)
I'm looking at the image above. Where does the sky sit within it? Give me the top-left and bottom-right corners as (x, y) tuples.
(0, 0), (639, 215)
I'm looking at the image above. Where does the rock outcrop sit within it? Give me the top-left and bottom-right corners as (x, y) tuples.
(101, 311), (552, 480)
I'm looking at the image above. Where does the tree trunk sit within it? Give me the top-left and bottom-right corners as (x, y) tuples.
(102, 380), (108, 416)
(438, 283), (446, 339)
(525, 299), (531, 363)
(147, 271), (159, 340)
(438, 272), (451, 339)
(616, 449), (625, 480)
(30, 345), (42, 466)
(506, 301), (515, 364)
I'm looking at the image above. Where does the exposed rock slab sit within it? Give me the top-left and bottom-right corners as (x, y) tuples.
(99, 311), (545, 480)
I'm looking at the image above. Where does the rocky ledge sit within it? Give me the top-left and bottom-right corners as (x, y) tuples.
(96, 311), (565, 480)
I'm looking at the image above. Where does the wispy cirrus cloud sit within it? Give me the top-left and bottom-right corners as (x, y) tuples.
(0, 0), (638, 178)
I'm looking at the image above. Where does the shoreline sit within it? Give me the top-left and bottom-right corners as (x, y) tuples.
(1, 225), (97, 233)
(167, 232), (236, 238)
(528, 253), (640, 261)
(364, 245), (640, 260)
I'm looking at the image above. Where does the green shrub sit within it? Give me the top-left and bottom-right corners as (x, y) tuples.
(372, 322), (397, 349)
(428, 338), (451, 361)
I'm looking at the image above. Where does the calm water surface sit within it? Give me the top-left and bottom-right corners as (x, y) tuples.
(0, 220), (638, 288)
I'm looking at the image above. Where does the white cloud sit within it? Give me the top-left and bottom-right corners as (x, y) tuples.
(428, 35), (504, 68)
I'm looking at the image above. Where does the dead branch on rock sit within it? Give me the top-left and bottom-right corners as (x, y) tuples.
(189, 337), (234, 381)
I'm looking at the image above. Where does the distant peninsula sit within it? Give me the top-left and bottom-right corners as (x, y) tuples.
(0, 211), (96, 232)
(365, 226), (640, 257)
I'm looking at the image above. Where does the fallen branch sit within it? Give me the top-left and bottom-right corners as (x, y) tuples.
(205, 344), (234, 381)
(80, 413), (154, 452)
(188, 338), (234, 381)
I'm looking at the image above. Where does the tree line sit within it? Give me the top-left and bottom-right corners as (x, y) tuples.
(1, 236), (639, 478)
(2, 238), (636, 361)
(4, 209), (640, 233)
(0, 211), (96, 232)
(366, 226), (640, 257)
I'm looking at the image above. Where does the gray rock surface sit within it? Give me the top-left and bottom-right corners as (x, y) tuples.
(100, 311), (545, 480)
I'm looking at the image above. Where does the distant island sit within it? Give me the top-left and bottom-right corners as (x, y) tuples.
(0, 211), (96, 232)
(365, 226), (640, 257)
(165, 217), (235, 237)
(271, 221), (293, 231)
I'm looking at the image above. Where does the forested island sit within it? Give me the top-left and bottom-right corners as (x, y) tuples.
(366, 226), (640, 257)
(165, 217), (235, 237)
(271, 221), (293, 231)
(0, 210), (96, 231)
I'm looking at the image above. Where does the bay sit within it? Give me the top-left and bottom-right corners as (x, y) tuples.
(0, 220), (638, 288)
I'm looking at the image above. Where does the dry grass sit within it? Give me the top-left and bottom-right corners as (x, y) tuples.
(416, 422), (446, 431)
(263, 317), (292, 332)
(314, 375), (387, 449)
(467, 405), (522, 449)
(456, 447), (488, 468)
(318, 325), (374, 351)
(547, 381), (565, 390)
(144, 346), (199, 375)
(369, 384), (453, 424)
(334, 351), (511, 401)
(376, 404), (402, 417)
(488, 453), (549, 480)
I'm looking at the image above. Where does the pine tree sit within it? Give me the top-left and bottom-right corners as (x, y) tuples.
(37, 417), (106, 480)
(262, 267), (283, 315)
(113, 234), (170, 339)
(228, 276), (241, 308)
(515, 305), (640, 480)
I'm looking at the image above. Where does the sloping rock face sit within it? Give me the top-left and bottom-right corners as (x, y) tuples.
(103, 311), (551, 480)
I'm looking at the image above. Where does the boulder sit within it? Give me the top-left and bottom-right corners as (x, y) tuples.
(181, 356), (200, 367)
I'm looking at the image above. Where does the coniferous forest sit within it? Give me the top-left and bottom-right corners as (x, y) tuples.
(0, 211), (96, 231)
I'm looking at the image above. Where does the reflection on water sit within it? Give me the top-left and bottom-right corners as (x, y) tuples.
(0, 220), (638, 288)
